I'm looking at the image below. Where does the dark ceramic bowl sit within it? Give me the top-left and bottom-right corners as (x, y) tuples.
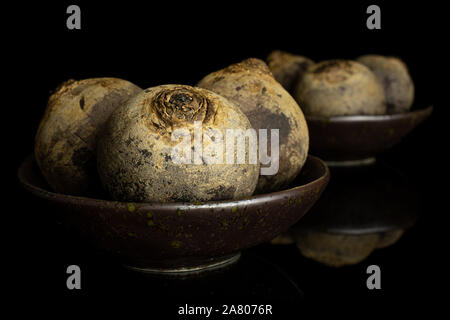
(306, 106), (433, 163)
(18, 154), (329, 274)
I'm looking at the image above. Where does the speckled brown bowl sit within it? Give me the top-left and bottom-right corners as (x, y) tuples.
(306, 106), (433, 163)
(18, 154), (329, 274)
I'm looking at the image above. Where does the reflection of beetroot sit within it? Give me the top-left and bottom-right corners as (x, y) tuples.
(198, 58), (309, 193)
(295, 230), (404, 267)
(35, 78), (142, 196)
(266, 50), (314, 94)
(97, 85), (259, 203)
(271, 161), (418, 267)
(271, 228), (405, 267)
(295, 60), (386, 117)
(357, 55), (414, 114)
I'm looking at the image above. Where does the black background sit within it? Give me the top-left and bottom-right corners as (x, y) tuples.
(5, 1), (446, 317)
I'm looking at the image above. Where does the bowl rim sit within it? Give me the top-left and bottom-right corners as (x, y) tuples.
(18, 154), (330, 209)
(305, 105), (433, 123)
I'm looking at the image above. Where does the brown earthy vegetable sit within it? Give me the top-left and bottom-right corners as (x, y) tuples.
(198, 58), (309, 193)
(35, 77), (142, 196)
(357, 55), (414, 114)
(97, 84), (260, 203)
(267, 50), (314, 93)
(295, 60), (387, 117)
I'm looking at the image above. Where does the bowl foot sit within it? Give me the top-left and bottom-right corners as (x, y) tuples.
(123, 252), (241, 275)
(325, 157), (376, 167)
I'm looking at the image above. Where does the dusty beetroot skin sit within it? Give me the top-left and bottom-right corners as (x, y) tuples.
(97, 84), (260, 203)
(267, 50), (314, 94)
(295, 60), (387, 118)
(198, 58), (309, 194)
(357, 55), (414, 114)
(35, 77), (142, 196)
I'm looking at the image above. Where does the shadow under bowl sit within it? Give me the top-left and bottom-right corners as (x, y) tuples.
(18, 154), (329, 274)
(306, 106), (433, 162)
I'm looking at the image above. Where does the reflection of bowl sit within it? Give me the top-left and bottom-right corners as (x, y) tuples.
(18, 154), (329, 274)
(306, 106), (432, 162)
(272, 161), (419, 267)
(299, 162), (420, 234)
